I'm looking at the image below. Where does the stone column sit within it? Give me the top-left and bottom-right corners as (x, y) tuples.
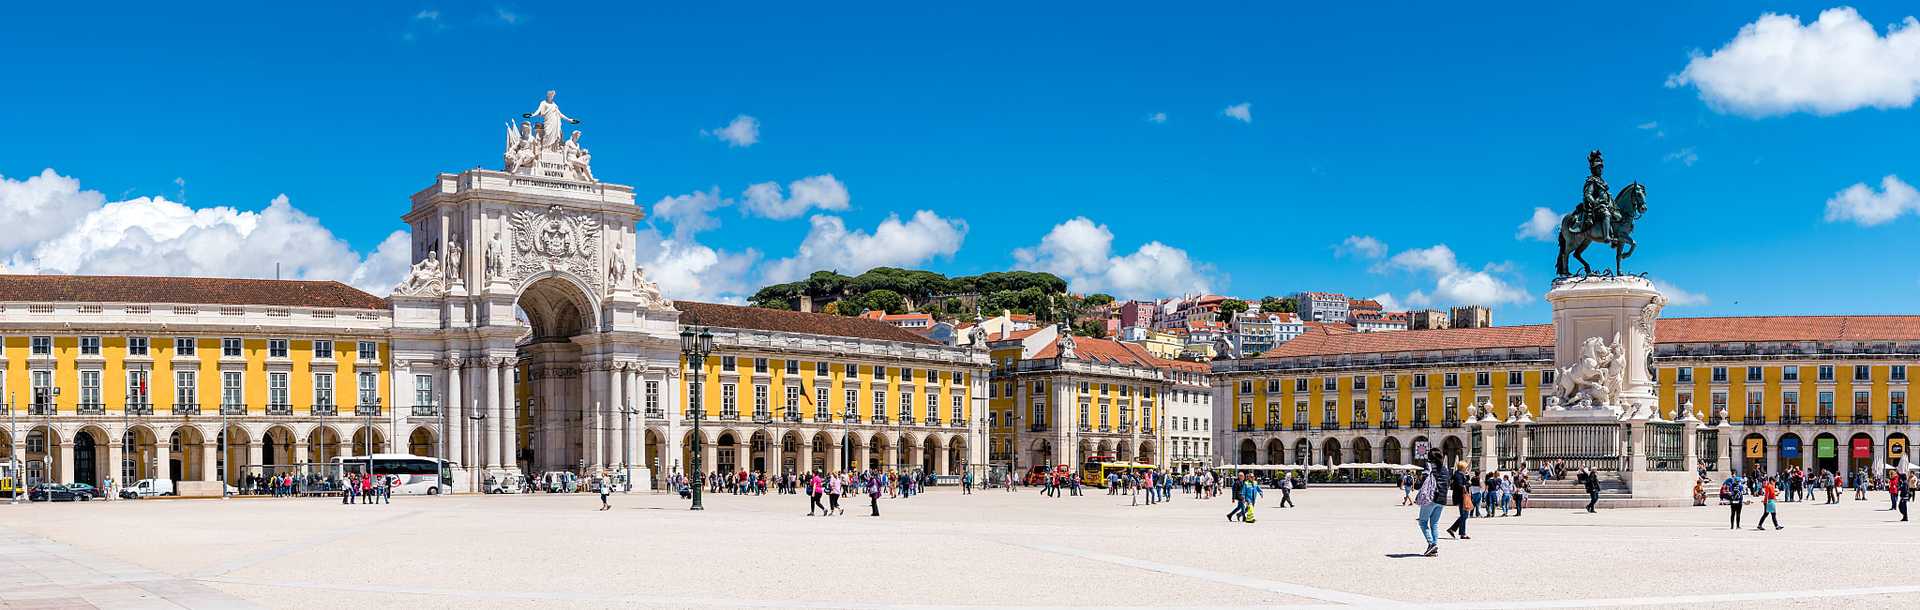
(502, 358), (519, 474)
(106, 436), (124, 488)
(57, 442), (74, 484)
(609, 362), (625, 469)
(626, 366), (640, 470)
(483, 358), (502, 470)
(798, 436), (813, 474)
(247, 442), (264, 480)
(1477, 417), (1499, 473)
(1054, 379), (1076, 468)
(201, 440), (217, 482)
(857, 440), (870, 471)
(580, 367), (594, 471)
(446, 357), (463, 472)
(701, 433), (718, 476)
(292, 441), (308, 476)
(664, 370), (683, 476)
(157, 433), (174, 482)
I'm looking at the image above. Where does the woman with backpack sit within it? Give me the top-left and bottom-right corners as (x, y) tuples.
(1414, 449), (1451, 557)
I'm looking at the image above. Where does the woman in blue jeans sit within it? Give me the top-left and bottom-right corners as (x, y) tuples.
(1415, 449), (1451, 557)
(1444, 460), (1472, 539)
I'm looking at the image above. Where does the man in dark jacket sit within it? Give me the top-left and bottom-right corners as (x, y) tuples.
(1582, 467), (1601, 512)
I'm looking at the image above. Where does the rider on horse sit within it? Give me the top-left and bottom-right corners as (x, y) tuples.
(1576, 150), (1619, 243)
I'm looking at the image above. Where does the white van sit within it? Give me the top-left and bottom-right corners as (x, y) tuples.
(121, 479), (175, 499)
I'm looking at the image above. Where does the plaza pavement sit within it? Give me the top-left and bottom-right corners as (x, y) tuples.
(0, 486), (1914, 609)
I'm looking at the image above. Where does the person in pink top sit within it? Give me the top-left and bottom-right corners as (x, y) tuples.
(807, 472), (826, 516)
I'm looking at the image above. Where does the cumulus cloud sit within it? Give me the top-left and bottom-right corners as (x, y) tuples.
(742, 174), (849, 220)
(762, 211), (968, 284)
(1336, 235), (1388, 258)
(0, 168), (407, 293)
(1369, 293), (1404, 312)
(1013, 217), (1215, 299)
(1823, 175), (1920, 226)
(1222, 102), (1252, 123)
(1653, 280), (1710, 306)
(651, 188), (731, 239)
(704, 115), (760, 148)
(1377, 244), (1529, 307)
(1668, 7), (1920, 117)
(1515, 207), (1559, 241)
(1148, 112), (1167, 124)
(631, 226), (760, 304)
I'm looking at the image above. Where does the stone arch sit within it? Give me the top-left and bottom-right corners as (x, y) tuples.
(516, 272), (601, 341)
(120, 424), (160, 483)
(1137, 440), (1155, 464)
(1238, 439), (1256, 464)
(1383, 436), (1404, 464)
(24, 425), (60, 485)
(1321, 437), (1343, 466)
(1096, 439), (1114, 458)
(168, 425), (208, 482)
(871, 433), (893, 471)
(73, 425), (110, 487)
(409, 426), (438, 457)
(1777, 432), (1804, 470)
(1848, 432), (1875, 474)
(1742, 433), (1769, 475)
(747, 429), (773, 472)
(1440, 435), (1465, 467)
(262, 425), (298, 475)
(715, 429), (741, 473)
(923, 434), (943, 474)
(946, 434), (967, 475)
(643, 427), (666, 476)
(1351, 436), (1374, 464)
(307, 425), (343, 466)
(1264, 438), (1284, 465)
(1293, 438), (1310, 465)
(1029, 438), (1053, 470)
(349, 425), (387, 457)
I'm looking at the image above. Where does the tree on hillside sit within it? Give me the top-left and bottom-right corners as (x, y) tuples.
(749, 283), (802, 310)
(860, 289), (907, 315)
(1260, 295), (1297, 314)
(1083, 293), (1116, 308)
(805, 270), (853, 301)
(1217, 298), (1249, 322)
(1072, 320), (1108, 338)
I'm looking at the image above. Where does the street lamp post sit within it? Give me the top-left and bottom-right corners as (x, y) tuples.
(468, 402), (486, 493)
(620, 405), (637, 493)
(7, 391), (16, 505)
(680, 327), (713, 511)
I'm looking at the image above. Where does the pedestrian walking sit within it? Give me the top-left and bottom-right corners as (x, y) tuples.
(599, 479), (611, 510)
(808, 472), (826, 516)
(1226, 473), (1247, 522)
(828, 472), (845, 515)
(1239, 474), (1263, 524)
(1444, 460), (1472, 540)
(1415, 449), (1451, 557)
(1278, 475), (1294, 508)
(1581, 467), (1601, 513)
(1756, 478), (1782, 530)
(1726, 473), (1745, 529)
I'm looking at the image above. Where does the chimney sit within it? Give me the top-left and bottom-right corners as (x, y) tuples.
(798, 295), (813, 313)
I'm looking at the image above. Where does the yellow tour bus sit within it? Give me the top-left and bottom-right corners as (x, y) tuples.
(1081, 459), (1156, 487)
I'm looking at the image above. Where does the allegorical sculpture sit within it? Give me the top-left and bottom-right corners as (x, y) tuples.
(1556, 150), (1649, 277)
(394, 250), (446, 296)
(1553, 334), (1626, 410)
(503, 90), (596, 182)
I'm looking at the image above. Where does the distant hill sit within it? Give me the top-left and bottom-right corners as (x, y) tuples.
(748, 267), (1097, 326)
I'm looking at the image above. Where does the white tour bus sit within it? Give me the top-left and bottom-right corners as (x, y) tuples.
(330, 454), (452, 495)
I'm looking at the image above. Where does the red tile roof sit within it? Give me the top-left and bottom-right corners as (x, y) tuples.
(676, 301), (941, 345)
(1254, 315), (1920, 359)
(0, 274), (388, 310)
(1034, 335), (1203, 372)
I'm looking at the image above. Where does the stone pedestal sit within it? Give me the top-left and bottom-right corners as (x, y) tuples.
(1541, 276), (1666, 422)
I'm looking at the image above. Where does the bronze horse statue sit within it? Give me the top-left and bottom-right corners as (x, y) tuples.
(1556, 182), (1646, 276)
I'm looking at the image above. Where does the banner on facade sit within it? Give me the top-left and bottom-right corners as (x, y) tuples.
(1780, 437), (1801, 459)
(1744, 438), (1765, 459)
(1413, 440), (1430, 460)
(1852, 438), (1872, 459)
(1892, 437), (1908, 460)
(1816, 437), (1836, 459)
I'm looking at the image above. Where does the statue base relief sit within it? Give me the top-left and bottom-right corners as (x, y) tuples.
(1539, 275), (1665, 423)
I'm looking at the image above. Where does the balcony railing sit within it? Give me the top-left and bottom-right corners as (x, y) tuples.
(1263, 423), (1282, 432)
(77, 402), (105, 415)
(313, 403), (338, 416)
(842, 414), (862, 424)
(411, 404), (439, 417)
(1779, 415), (1801, 425)
(1411, 418), (1429, 429)
(752, 413), (772, 423)
(871, 415), (889, 424)
(29, 404), (55, 416)
(900, 416), (917, 425)
(1381, 419), (1400, 430)
(783, 412), (802, 423)
(926, 417), (942, 427)
(684, 408), (703, 419)
(813, 413), (832, 423)
(1292, 422), (1307, 431)
(952, 419), (967, 428)
(1320, 422), (1339, 430)
(1029, 423), (1048, 432)
(645, 407), (665, 418)
(1817, 415), (1840, 425)
(1441, 417), (1462, 428)
(267, 403), (293, 416)
(1078, 423), (1092, 432)
(220, 403), (246, 416)
(172, 403), (199, 416)
(1349, 422), (1369, 430)
(719, 412), (739, 421)
(1850, 413), (1871, 425)
(1141, 426), (1154, 434)
(354, 405), (382, 417)
(1891, 414), (1909, 425)
(125, 402), (153, 416)
(1234, 424), (1253, 432)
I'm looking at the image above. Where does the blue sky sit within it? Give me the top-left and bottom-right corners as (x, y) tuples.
(3, 3), (1918, 323)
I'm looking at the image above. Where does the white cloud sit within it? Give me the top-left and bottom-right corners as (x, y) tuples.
(1668, 7), (1920, 117)
(1515, 207), (1559, 241)
(414, 9), (440, 21)
(1636, 121), (1659, 130)
(1379, 244), (1529, 307)
(1652, 280), (1710, 306)
(1824, 175), (1920, 226)
(1664, 147), (1699, 167)
(762, 211), (968, 284)
(651, 188), (730, 239)
(1222, 102), (1252, 123)
(632, 227), (760, 304)
(1369, 292), (1404, 312)
(1013, 217), (1215, 299)
(1336, 235), (1388, 259)
(742, 174), (849, 220)
(494, 7), (522, 25)
(0, 169), (408, 293)
(1148, 112), (1167, 124)
(704, 115), (760, 148)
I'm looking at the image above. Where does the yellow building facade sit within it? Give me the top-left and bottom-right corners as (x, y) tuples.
(984, 325), (1203, 475)
(1213, 316), (1919, 477)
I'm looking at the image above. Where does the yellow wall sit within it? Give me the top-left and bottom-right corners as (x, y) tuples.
(0, 334), (388, 416)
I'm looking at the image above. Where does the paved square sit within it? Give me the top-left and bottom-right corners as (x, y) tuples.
(0, 488), (1914, 609)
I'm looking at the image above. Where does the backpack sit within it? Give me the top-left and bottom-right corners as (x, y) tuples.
(1414, 473), (1437, 506)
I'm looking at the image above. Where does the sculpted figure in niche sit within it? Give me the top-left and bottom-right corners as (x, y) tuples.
(485, 230), (506, 280)
(446, 235), (464, 281)
(565, 130), (595, 182)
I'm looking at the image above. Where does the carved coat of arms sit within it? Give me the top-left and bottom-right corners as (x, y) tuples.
(508, 204), (602, 294)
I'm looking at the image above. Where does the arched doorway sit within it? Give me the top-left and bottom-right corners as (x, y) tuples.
(515, 274), (601, 476)
(1264, 439), (1284, 465)
(1238, 439), (1256, 464)
(1321, 438), (1343, 466)
(1029, 439), (1051, 470)
(1848, 432), (1875, 474)
(1890, 433), (1910, 470)
(1778, 433), (1804, 471)
(1440, 436), (1464, 467)
(748, 430), (770, 472)
(947, 435), (967, 475)
(645, 429), (667, 476)
(923, 435), (942, 474)
(170, 426), (206, 482)
(25, 426), (57, 486)
(1352, 437), (1374, 463)
(350, 426), (386, 457)
(122, 426), (158, 483)
(307, 426), (342, 466)
(74, 427), (106, 488)
(897, 434), (915, 471)
(1137, 441), (1155, 465)
(409, 426), (438, 457)
(1293, 439), (1309, 465)
(1813, 433), (1839, 474)
(1411, 435), (1431, 463)
(1383, 436), (1403, 464)
(262, 426), (296, 476)
(715, 432), (738, 473)
(1742, 434), (1768, 475)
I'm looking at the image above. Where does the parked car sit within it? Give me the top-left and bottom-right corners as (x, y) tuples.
(66, 483), (98, 499)
(120, 479), (175, 499)
(27, 483), (81, 502)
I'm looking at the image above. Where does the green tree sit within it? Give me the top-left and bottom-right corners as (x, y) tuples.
(1083, 293), (1116, 307)
(1217, 298), (1250, 322)
(748, 283), (802, 310)
(860, 289), (907, 315)
(1072, 320), (1108, 338)
(1259, 295), (1297, 314)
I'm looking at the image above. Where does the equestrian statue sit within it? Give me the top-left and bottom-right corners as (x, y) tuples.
(1556, 150), (1648, 277)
